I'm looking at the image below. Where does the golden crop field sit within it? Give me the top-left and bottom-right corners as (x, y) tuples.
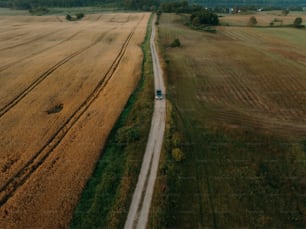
(0, 12), (149, 228)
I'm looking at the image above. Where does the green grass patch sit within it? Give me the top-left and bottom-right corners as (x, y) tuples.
(70, 14), (154, 229)
(0, 7), (28, 15)
(149, 13), (306, 229)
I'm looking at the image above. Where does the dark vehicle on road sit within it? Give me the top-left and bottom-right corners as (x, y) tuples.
(155, 89), (163, 100)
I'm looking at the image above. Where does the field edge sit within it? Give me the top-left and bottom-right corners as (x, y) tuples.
(69, 13), (154, 228)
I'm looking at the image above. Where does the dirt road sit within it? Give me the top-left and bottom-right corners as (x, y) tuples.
(124, 15), (166, 229)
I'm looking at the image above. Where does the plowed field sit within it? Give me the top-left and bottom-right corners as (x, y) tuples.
(0, 12), (150, 228)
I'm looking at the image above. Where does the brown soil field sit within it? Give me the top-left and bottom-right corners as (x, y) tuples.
(0, 12), (150, 228)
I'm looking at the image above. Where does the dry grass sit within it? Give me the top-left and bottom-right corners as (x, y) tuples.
(160, 13), (306, 137)
(220, 11), (306, 26)
(151, 13), (306, 229)
(0, 12), (150, 228)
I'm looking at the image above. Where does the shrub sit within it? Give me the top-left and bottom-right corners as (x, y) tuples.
(66, 13), (85, 21)
(170, 38), (181, 48)
(248, 16), (257, 26)
(115, 126), (140, 146)
(29, 7), (49, 16)
(172, 132), (183, 147)
(76, 13), (84, 19)
(293, 17), (304, 28)
(171, 148), (185, 162)
(190, 9), (219, 26)
(66, 14), (72, 21)
(270, 18), (283, 26)
(281, 9), (289, 16)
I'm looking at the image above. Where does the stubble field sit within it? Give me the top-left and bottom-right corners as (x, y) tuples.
(162, 13), (306, 137)
(0, 12), (149, 228)
(150, 13), (306, 229)
(219, 11), (306, 26)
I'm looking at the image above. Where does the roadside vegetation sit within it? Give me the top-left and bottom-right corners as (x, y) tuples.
(70, 15), (154, 229)
(149, 13), (306, 229)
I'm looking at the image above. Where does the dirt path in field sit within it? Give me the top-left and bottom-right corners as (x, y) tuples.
(124, 14), (166, 229)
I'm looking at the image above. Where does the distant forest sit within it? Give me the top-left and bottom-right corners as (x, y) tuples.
(0, 0), (305, 10)
(190, 0), (306, 7)
(0, 0), (159, 9)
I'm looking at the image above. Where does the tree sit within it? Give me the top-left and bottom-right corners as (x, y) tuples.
(293, 17), (303, 27)
(281, 9), (289, 16)
(170, 38), (181, 48)
(76, 13), (84, 19)
(66, 14), (72, 21)
(190, 9), (219, 26)
(248, 16), (258, 26)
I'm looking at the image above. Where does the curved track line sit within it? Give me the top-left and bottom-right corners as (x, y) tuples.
(56, 16), (63, 22)
(0, 31), (106, 118)
(0, 29), (64, 52)
(0, 30), (83, 73)
(0, 29), (136, 207)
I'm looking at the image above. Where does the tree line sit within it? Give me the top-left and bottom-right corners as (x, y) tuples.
(3, 0), (305, 11)
(2, 0), (160, 10)
(190, 0), (306, 7)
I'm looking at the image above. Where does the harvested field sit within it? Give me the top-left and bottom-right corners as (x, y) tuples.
(219, 11), (306, 26)
(0, 12), (150, 228)
(160, 14), (306, 137)
(150, 13), (306, 229)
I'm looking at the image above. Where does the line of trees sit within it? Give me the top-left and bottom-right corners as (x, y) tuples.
(190, 8), (219, 25)
(3, 0), (160, 10)
(159, 1), (219, 26)
(123, 0), (159, 10)
(3, 0), (305, 11)
(190, 0), (306, 7)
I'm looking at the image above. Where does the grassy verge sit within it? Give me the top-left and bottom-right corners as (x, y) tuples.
(70, 14), (154, 229)
(149, 13), (306, 229)
(0, 7), (28, 15)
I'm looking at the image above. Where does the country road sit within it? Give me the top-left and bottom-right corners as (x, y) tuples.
(124, 14), (166, 229)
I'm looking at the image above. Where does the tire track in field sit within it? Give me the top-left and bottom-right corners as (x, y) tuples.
(0, 29), (64, 52)
(0, 30), (83, 73)
(56, 16), (63, 22)
(0, 31), (105, 118)
(96, 14), (103, 21)
(0, 29), (136, 207)
(212, 106), (306, 136)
